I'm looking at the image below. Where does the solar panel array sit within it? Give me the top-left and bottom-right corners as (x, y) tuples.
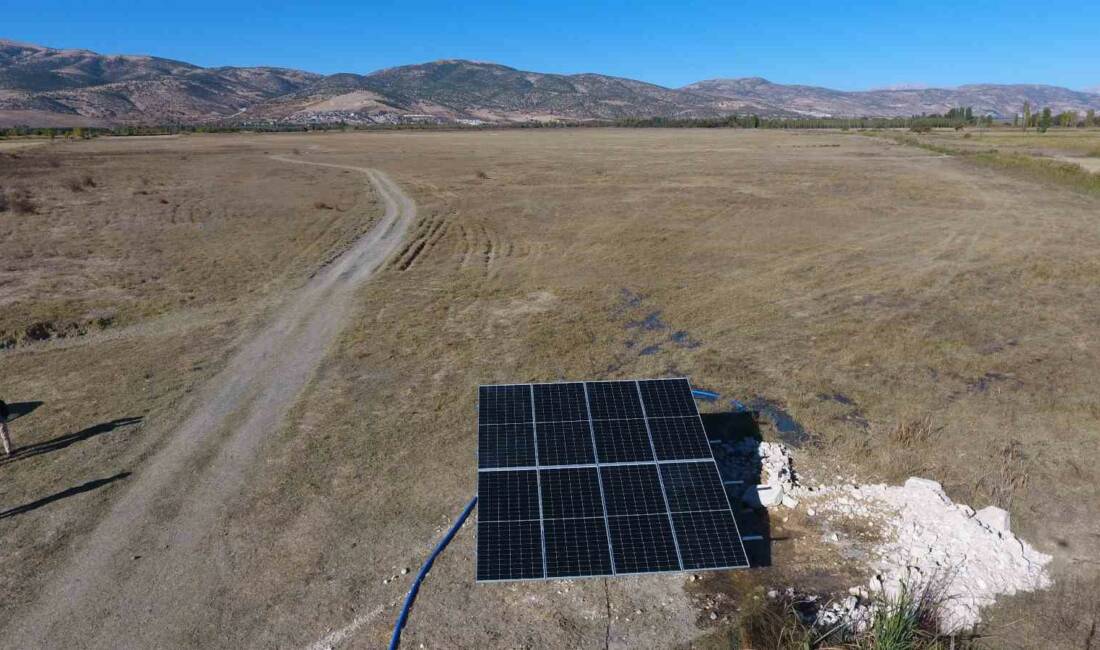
(476, 378), (749, 582)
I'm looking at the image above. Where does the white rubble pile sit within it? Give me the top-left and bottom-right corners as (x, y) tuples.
(815, 477), (1052, 632)
(714, 437), (1053, 633)
(711, 438), (804, 508)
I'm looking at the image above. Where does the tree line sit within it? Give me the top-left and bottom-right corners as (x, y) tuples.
(1016, 102), (1097, 132)
(3, 106), (1099, 138)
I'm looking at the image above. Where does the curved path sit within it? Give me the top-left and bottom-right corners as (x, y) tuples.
(9, 159), (416, 648)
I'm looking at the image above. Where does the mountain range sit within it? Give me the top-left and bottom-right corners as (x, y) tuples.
(2, 39), (1098, 127)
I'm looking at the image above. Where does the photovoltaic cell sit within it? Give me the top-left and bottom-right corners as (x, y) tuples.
(544, 518), (613, 578)
(477, 520), (544, 581)
(671, 510), (749, 570)
(478, 470), (540, 521)
(660, 462), (730, 512)
(585, 381), (644, 420)
(476, 378), (749, 582)
(533, 382), (588, 422)
(540, 467), (604, 519)
(607, 514), (680, 574)
(648, 416), (711, 461)
(478, 422), (536, 469)
(478, 385), (532, 425)
(536, 420), (596, 466)
(599, 464), (667, 516)
(638, 378), (699, 417)
(591, 418), (654, 463)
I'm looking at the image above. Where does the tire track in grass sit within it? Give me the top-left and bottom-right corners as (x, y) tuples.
(7, 157), (416, 648)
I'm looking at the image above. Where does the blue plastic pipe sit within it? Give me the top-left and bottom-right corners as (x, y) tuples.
(389, 495), (478, 650)
(691, 389), (720, 401)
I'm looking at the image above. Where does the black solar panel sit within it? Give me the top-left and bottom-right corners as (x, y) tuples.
(648, 416), (712, 461)
(585, 381), (644, 420)
(475, 378), (749, 582)
(478, 423), (536, 468)
(599, 464), (666, 515)
(544, 518), (614, 578)
(533, 382), (588, 422)
(592, 418), (654, 463)
(536, 420), (596, 466)
(540, 467), (604, 519)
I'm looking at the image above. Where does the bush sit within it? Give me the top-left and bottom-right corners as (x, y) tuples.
(7, 187), (36, 214)
(0, 187), (7, 212)
(63, 177), (85, 192)
(910, 125), (932, 134)
(863, 580), (949, 650)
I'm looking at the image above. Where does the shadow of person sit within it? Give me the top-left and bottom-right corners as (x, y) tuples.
(1, 416), (143, 465)
(0, 472), (131, 520)
(7, 401), (45, 422)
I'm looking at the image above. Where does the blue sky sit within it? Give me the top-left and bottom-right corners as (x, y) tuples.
(4, 0), (1098, 91)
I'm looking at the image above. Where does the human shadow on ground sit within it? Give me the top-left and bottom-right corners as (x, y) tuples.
(7, 401), (44, 422)
(0, 472), (131, 520)
(1, 416), (143, 466)
(702, 410), (773, 568)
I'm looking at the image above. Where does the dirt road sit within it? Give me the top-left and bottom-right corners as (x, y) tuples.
(7, 158), (416, 648)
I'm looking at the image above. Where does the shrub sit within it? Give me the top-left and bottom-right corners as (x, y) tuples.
(81, 173), (95, 188)
(7, 187), (36, 214)
(863, 580), (947, 650)
(910, 125), (932, 134)
(0, 187), (7, 212)
(313, 201), (334, 210)
(475, 169), (490, 179)
(63, 177), (85, 192)
(890, 416), (939, 449)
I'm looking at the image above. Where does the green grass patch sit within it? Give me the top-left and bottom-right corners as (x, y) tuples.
(873, 133), (1100, 195)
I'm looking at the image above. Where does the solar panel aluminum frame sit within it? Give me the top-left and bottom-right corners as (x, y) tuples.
(476, 378), (749, 583)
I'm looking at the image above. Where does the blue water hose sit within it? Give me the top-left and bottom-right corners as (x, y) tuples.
(690, 388), (720, 401)
(389, 495), (478, 650)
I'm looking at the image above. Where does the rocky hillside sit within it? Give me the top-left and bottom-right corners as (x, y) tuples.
(2, 39), (1098, 126)
(684, 77), (1100, 119)
(0, 40), (320, 126)
(242, 60), (766, 124)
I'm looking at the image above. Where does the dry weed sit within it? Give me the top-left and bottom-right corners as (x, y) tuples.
(6, 187), (35, 214)
(973, 440), (1031, 509)
(890, 416), (939, 449)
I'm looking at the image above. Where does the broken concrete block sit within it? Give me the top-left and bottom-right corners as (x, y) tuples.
(742, 484), (784, 508)
(781, 494), (799, 508)
(974, 506), (1011, 533)
(904, 477), (946, 498)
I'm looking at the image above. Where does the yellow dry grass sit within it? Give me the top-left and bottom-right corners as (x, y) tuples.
(2, 129), (1098, 648)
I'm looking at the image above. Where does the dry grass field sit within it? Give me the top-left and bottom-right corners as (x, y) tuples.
(1, 128), (1098, 648)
